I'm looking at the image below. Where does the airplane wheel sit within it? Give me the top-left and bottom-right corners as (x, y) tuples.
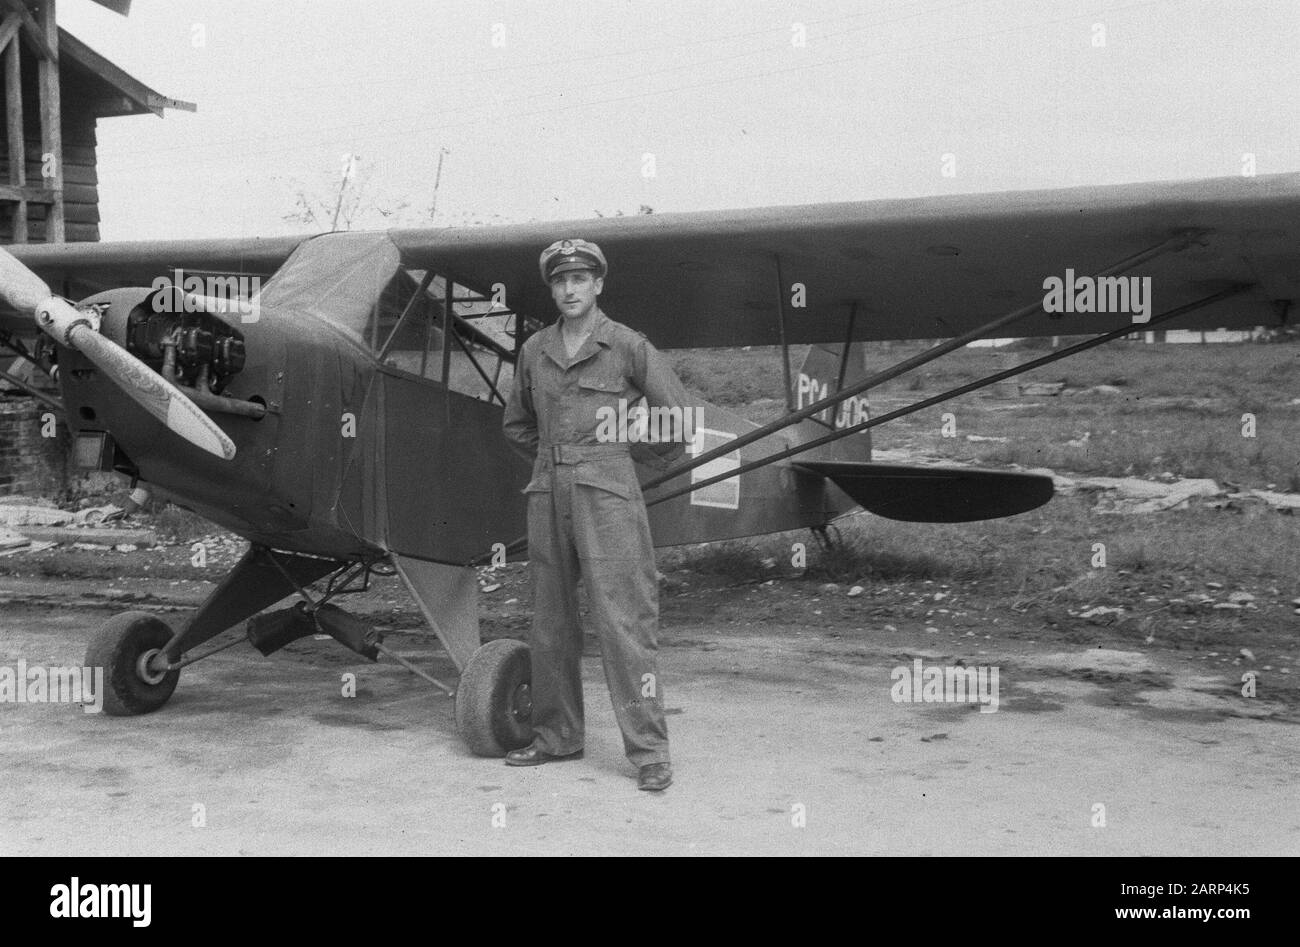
(455, 639), (532, 757)
(84, 611), (180, 717)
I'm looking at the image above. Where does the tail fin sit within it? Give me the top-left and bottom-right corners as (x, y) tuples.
(793, 341), (872, 461)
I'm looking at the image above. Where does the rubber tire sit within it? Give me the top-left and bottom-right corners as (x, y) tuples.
(455, 639), (533, 757)
(84, 611), (181, 716)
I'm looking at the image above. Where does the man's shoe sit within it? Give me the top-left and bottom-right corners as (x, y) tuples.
(637, 762), (673, 791)
(504, 742), (584, 767)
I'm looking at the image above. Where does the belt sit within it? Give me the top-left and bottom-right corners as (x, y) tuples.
(549, 444), (630, 465)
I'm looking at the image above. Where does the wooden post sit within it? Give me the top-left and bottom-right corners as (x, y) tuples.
(36, 0), (62, 242)
(2, 12), (24, 242)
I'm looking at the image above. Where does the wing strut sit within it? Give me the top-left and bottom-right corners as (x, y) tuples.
(644, 283), (1252, 507)
(773, 254), (794, 412)
(835, 301), (859, 398)
(640, 231), (1202, 493)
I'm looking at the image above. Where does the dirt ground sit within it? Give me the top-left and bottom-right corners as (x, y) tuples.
(1, 563), (1296, 856)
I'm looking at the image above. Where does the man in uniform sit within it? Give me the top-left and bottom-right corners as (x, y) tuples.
(502, 238), (692, 792)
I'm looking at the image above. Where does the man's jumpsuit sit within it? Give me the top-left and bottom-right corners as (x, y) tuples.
(502, 309), (691, 767)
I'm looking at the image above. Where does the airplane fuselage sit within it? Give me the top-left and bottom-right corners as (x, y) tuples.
(58, 286), (857, 567)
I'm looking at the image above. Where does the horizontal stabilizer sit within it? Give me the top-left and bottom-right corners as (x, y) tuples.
(797, 460), (1054, 522)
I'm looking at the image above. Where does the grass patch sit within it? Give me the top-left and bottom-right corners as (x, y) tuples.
(665, 492), (1299, 615)
(662, 340), (1300, 488)
(666, 346), (791, 407)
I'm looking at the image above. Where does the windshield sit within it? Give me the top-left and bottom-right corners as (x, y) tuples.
(256, 232), (402, 346)
(255, 231), (519, 403)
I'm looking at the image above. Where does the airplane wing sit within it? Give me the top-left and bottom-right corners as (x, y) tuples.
(5, 173), (1299, 347)
(0, 235), (305, 336)
(389, 172), (1300, 347)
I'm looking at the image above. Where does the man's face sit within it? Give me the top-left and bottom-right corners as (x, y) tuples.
(549, 269), (603, 321)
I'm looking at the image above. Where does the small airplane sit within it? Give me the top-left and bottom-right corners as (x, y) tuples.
(0, 172), (1295, 755)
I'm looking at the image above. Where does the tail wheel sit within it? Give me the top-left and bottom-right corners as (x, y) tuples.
(85, 611), (180, 716)
(455, 639), (532, 757)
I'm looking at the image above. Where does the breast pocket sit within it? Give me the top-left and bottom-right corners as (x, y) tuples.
(577, 374), (622, 396)
(576, 372), (625, 440)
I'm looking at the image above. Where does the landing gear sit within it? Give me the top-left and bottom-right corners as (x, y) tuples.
(455, 639), (533, 757)
(84, 612), (180, 716)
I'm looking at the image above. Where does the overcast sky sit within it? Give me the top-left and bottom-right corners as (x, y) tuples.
(58, 0), (1300, 241)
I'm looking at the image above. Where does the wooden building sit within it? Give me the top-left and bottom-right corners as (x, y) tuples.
(0, 0), (191, 498)
(0, 0), (193, 246)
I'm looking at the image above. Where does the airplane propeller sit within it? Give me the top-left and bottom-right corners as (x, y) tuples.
(0, 246), (236, 460)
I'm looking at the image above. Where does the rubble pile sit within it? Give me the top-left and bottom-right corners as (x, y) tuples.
(0, 496), (156, 557)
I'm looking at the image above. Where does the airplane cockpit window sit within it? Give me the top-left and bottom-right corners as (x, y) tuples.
(377, 269), (519, 404)
(376, 270), (439, 378)
(260, 232), (525, 404)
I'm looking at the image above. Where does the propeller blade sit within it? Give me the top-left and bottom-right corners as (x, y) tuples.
(0, 245), (236, 460)
(0, 245), (55, 311)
